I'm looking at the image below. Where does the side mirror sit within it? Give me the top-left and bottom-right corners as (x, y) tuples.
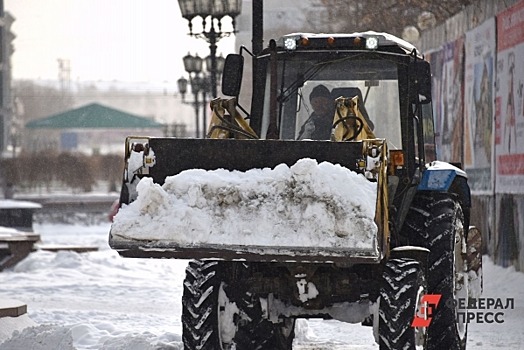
(221, 54), (244, 97)
(411, 60), (432, 104)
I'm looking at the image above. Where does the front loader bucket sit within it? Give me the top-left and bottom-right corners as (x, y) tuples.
(109, 138), (387, 263)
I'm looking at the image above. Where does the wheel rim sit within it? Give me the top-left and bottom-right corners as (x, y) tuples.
(218, 282), (239, 349)
(453, 208), (468, 341)
(414, 284), (427, 349)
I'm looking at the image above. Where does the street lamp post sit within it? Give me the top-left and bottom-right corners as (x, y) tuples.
(178, 53), (226, 138)
(177, 75), (199, 138)
(177, 0), (241, 98)
(179, 53), (204, 138)
(200, 75), (210, 138)
(202, 54), (225, 135)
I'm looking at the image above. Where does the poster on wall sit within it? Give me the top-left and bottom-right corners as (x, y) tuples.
(426, 39), (464, 165)
(441, 37), (465, 164)
(495, 0), (524, 193)
(464, 18), (496, 193)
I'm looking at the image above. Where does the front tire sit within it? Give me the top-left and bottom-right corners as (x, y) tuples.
(379, 258), (427, 349)
(182, 260), (227, 349)
(182, 260), (295, 350)
(402, 192), (468, 350)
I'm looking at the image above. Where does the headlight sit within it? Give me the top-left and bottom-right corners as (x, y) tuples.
(284, 37), (297, 50)
(365, 37), (379, 50)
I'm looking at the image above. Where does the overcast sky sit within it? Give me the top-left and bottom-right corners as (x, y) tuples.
(4, 0), (236, 84)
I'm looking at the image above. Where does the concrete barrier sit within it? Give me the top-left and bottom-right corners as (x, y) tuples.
(0, 299), (37, 344)
(0, 227), (41, 272)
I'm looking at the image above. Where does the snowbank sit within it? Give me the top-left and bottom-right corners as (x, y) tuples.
(111, 159), (378, 251)
(0, 199), (42, 209)
(0, 324), (75, 350)
(0, 314), (36, 344)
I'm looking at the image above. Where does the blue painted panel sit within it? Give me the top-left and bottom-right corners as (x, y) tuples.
(418, 169), (457, 191)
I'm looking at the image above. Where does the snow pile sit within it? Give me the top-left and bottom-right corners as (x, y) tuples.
(0, 226), (23, 236)
(0, 314), (36, 344)
(0, 223), (188, 349)
(0, 324), (75, 350)
(0, 199), (42, 209)
(112, 158), (378, 250)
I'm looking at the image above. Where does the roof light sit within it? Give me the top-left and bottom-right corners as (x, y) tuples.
(299, 36), (310, 47)
(365, 37), (379, 50)
(327, 36), (335, 46)
(284, 37), (297, 50)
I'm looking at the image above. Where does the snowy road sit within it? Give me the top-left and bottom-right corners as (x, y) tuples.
(1, 222), (524, 349)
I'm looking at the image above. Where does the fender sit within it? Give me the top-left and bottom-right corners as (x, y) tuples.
(418, 161), (471, 208)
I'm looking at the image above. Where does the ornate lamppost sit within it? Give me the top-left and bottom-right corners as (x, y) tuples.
(178, 53), (225, 138)
(202, 54), (225, 134)
(177, 0), (241, 98)
(178, 53), (203, 138)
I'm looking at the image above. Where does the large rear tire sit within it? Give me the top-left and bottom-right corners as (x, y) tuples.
(182, 260), (295, 350)
(379, 258), (427, 349)
(402, 192), (468, 350)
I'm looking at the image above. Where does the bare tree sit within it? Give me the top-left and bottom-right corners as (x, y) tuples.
(307, 0), (473, 37)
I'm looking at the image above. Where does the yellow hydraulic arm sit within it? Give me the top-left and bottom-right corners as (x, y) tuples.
(207, 98), (259, 139)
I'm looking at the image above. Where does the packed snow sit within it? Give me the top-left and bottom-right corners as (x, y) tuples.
(111, 158), (378, 253)
(1, 222), (524, 349)
(0, 226), (24, 236)
(0, 199), (42, 209)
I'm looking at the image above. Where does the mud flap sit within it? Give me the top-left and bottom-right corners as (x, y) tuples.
(466, 226), (483, 298)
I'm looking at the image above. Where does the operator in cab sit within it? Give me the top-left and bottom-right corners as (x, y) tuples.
(297, 84), (336, 140)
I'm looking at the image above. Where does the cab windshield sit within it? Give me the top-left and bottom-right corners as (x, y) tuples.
(261, 56), (402, 149)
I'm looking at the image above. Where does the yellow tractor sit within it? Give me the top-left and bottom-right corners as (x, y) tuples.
(110, 32), (482, 349)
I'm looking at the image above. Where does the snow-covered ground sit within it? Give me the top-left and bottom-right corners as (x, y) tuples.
(1, 222), (524, 349)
